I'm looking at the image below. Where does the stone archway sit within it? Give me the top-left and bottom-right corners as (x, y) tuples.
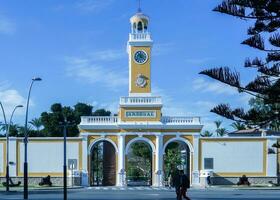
(125, 137), (155, 186)
(163, 137), (193, 185)
(89, 138), (118, 186)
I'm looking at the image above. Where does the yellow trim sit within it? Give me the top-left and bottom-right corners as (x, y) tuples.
(143, 135), (156, 147)
(199, 138), (267, 177)
(0, 141), (7, 177)
(163, 135), (176, 146)
(80, 129), (202, 133)
(120, 107), (161, 122)
(125, 135), (137, 146)
(17, 139), (82, 177)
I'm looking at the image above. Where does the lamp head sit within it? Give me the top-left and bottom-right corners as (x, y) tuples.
(17, 105), (24, 108)
(32, 77), (42, 81)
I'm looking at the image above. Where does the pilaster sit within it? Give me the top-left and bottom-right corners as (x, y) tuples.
(154, 134), (163, 187)
(117, 134), (126, 186)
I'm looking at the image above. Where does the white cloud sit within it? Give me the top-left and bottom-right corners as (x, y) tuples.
(65, 55), (127, 91)
(75, 0), (114, 13)
(91, 100), (119, 114)
(0, 89), (26, 120)
(0, 15), (16, 34)
(185, 57), (215, 65)
(153, 43), (174, 56)
(193, 78), (237, 95)
(88, 49), (125, 61)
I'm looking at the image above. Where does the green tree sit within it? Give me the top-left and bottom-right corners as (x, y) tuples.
(93, 109), (111, 116)
(41, 103), (79, 137)
(214, 120), (228, 137)
(164, 148), (182, 177)
(0, 123), (19, 137)
(40, 103), (111, 137)
(200, 130), (213, 137)
(249, 97), (280, 131)
(29, 118), (43, 132)
(231, 122), (247, 131)
(74, 103), (93, 123)
(200, 0), (280, 128)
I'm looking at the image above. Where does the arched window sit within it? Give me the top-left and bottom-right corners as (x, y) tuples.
(144, 23), (148, 31)
(133, 23), (136, 32)
(137, 21), (143, 31)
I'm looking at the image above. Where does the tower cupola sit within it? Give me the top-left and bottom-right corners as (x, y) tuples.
(130, 10), (149, 33)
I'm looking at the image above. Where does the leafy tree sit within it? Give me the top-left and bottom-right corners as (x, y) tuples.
(200, 130), (214, 137)
(74, 103), (93, 123)
(164, 148), (182, 178)
(93, 109), (111, 116)
(217, 128), (228, 137)
(214, 120), (228, 137)
(29, 118), (43, 132)
(200, 0), (280, 128)
(249, 97), (280, 131)
(40, 103), (110, 137)
(231, 122), (247, 131)
(131, 142), (151, 160)
(0, 123), (19, 137)
(41, 103), (79, 137)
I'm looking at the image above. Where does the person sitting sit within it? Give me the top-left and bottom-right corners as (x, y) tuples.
(237, 175), (250, 186)
(39, 175), (52, 186)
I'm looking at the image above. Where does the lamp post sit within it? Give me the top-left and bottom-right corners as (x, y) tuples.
(0, 102), (8, 191)
(272, 142), (280, 185)
(60, 120), (73, 200)
(24, 77), (42, 200)
(7, 105), (23, 192)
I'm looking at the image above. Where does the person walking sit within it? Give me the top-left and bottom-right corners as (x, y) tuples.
(180, 170), (191, 200)
(172, 170), (182, 200)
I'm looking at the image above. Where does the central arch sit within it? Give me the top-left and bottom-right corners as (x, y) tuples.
(125, 137), (155, 186)
(89, 138), (118, 186)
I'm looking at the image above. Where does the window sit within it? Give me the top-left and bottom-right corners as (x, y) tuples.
(137, 21), (143, 31)
(204, 158), (214, 170)
(68, 159), (78, 170)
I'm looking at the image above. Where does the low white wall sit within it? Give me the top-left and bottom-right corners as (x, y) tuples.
(18, 139), (82, 176)
(200, 138), (267, 176)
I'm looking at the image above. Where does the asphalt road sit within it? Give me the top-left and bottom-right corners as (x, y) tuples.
(0, 187), (280, 200)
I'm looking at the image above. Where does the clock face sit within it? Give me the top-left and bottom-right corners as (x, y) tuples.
(135, 74), (147, 88)
(134, 50), (148, 64)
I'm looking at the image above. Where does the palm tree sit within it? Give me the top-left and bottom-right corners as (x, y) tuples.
(29, 118), (43, 132)
(217, 128), (228, 137)
(214, 120), (222, 129)
(200, 130), (213, 137)
(214, 120), (228, 137)
(231, 122), (246, 131)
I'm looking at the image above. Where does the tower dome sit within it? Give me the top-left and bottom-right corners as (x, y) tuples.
(130, 10), (149, 33)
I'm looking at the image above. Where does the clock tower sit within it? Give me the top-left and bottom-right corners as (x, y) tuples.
(118, 9), (162, 122)
(128, 9), (153, 96)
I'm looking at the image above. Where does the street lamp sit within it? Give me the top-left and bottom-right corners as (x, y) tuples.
(0, 102), (8, 191)
(24, 77), (42, 200)
(6, 105), (23, 192)
(0, 103), (23, 192)
(60, 120), (73, 200)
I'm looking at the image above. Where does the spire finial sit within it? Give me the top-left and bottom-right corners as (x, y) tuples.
(137, 0), (142, 12)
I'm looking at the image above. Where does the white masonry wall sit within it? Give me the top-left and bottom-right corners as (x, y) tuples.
(200, 138), (269, 176)
(17, 139), (82, 176)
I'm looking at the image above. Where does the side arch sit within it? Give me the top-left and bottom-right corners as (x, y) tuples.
(163, 137), (194, 154)
(88, 137), (119, 155)
(125, 137), (156, 155)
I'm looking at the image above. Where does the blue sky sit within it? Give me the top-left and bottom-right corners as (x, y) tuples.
(0, 0), (263, 133)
